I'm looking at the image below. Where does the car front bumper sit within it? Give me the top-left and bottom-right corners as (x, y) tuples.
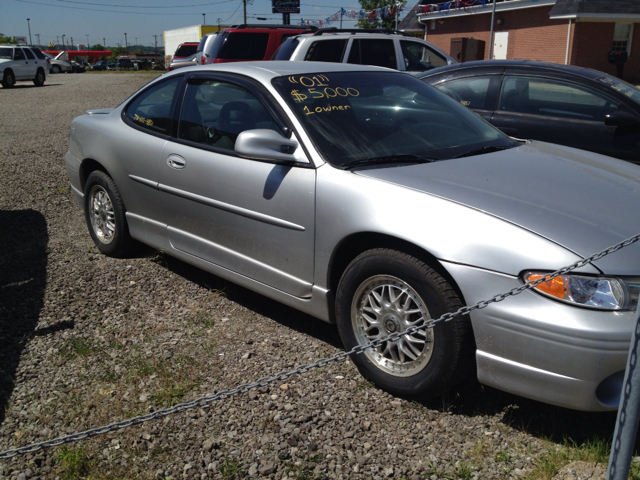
(443, 261), (634, 411)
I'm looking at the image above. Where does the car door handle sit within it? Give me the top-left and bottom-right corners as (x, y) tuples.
(167, 154), (186, 169)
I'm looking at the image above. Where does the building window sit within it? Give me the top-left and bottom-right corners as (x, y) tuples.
(612, 23), (633, 54)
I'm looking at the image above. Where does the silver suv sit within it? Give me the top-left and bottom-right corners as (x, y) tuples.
(273, 28), (456, 72)
(0, 45), (49, 88)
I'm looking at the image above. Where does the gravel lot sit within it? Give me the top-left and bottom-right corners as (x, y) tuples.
(0, 72), (630, 480)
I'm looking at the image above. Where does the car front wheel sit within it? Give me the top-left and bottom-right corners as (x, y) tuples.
(335, 249), (475, 399)
(2, 70), (15, 88)
(84, 171), (136, 257)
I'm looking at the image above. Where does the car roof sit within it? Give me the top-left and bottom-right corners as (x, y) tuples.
(418, 59), (610, 81)
(161, 60), (393, 82)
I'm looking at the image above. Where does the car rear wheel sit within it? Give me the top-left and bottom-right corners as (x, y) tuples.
(51, 64), (61, 74)
(33, 68), (45, 86)
(2, 70), (15, 88)
(84, 171), (136, 257)
(335, 249), (475, 399)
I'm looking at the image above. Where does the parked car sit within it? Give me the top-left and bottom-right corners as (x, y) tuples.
(106, 61), (117, 70)
(71, 61), (85, 73)
(196, 24), (316, 65)
(172, 42), (199, 61)
(115, 58), (135, 70)
(418, 60), (640, 164)
(65, 61), (640, 412)
(0, 45), (48, 87)
(44, 51), (73, 73)
(89, 60), (109, 71)
(272, 28), (456, 72)
(166, 53), (198, 72)
(151, 60), (165, 70)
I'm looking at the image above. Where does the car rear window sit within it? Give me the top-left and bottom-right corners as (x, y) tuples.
(220, 32), (269, 60)
(304, 39), (347, 63)
(125, 76), (181, 135)
(174, 44), (198, 57)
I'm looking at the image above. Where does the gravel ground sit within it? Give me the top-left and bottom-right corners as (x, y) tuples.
(0, 72), (630, 480)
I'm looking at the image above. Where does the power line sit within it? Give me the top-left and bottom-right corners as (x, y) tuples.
(50, 0), (230, 8)
(12, 0), (231, 15)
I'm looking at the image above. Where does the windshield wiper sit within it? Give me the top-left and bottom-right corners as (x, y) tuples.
(453, 145), (514, 159)
(342, 154), (437, 170)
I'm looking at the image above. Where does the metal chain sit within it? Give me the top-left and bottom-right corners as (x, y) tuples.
(1, 232), (639, 460)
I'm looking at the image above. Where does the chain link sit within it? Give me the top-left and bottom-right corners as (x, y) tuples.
(1, 232), (639, 460)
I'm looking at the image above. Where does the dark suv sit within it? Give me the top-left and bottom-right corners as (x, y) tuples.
(197, 24), (316, 65)
(115, 58), (135, 70)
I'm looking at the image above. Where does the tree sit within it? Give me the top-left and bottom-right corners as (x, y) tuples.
(91, 44), (104, 51)
(109, 46), (128, 61)
(0, 33), (17, 44)
(356, 0), (405, 29)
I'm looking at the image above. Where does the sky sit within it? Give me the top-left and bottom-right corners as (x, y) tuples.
(1, 0), (410, 50)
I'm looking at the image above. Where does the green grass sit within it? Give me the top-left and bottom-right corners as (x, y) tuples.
(219, 455), (244, 480)
(56, 446), (90, 480)
(524, 437), (610, 480)
(60, 338), (96, 358)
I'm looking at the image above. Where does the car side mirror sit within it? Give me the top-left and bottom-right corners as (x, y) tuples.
(605, 111), (640, 128)
(235, 129), (305, 163)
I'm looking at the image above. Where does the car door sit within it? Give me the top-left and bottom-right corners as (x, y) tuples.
(22, 48), (39, 78)
(491, 73), (629, 158)
(158, 73), (316, 297)
(431, 74), (502, 123)
(11, 47), (27, 79)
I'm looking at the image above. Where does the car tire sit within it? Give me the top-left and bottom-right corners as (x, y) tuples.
(33, 68), (45, 87)
(335, 249), (475, 399)
(2, 70), (15, 88)
(84, 170), (136, 257)
(51, 64), (61, 74)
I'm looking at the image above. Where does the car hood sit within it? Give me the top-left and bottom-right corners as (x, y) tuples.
(355, 141), (640, 275)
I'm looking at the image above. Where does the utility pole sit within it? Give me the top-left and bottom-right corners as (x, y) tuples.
(203, 13), (206, 25)
(124, 33), (128, 51)
(70, 36), (74, 50)
(217, 18), (221, 31)
(103, 37), (106, 49)
(488, 0), (497, 60)
(86, 34), (89, 49)
(243, 0), (247, 24)
(27, 18), (32, 45)
(35, 33), (40, 47)
(153, 34), (158, 54)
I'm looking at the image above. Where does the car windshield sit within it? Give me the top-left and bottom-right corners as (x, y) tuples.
(596, 74), (640, 107)
(272, 71), (515, 168)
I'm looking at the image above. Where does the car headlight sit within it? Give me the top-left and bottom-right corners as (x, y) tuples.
(523, 272), (640, 311)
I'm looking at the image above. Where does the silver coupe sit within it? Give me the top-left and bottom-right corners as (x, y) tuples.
(65, 61), (640, 411)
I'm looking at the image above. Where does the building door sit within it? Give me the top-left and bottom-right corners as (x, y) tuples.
(493, 31), (508, 59)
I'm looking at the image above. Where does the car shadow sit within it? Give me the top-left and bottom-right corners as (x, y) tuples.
(0, 210), (51, 424)
(152, 254), (343, 349)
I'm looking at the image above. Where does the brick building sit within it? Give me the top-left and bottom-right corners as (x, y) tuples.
(399, 0), (640, 83)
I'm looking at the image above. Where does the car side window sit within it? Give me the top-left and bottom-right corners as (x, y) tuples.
(435, 77), (493, 110)
(23, 48), (35, 60)
(304, 39), (348, 62)
(347, 39), (396, 69)
(31, 48), (46, 60)
(400, 41), (447, 71)
(14, 48), (25, 60)
(124, 77), (181, 135)
(178, 80), (282, 151)
(498, 76), (620, 121)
